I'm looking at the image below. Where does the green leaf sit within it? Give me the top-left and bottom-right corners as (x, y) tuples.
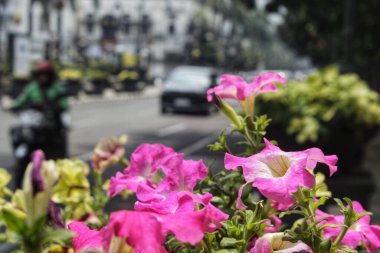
(312, 196), (328, 212)
(339, 245), (358, 253)
(220, 237), (246, 247)
(42, 229), (74, 245)
(1, 209), (26, 234)
(216, 250), (239, 253)
(334, 198), (346, 212)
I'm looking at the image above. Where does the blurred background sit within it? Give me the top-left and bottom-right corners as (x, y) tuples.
(0, 0), (380, 232)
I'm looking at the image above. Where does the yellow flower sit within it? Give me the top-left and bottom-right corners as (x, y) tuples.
(53, 158), (91, 205)
(0, 168), (12, 204)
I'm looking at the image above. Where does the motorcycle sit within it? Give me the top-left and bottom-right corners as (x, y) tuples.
(9, 104), (69, 187)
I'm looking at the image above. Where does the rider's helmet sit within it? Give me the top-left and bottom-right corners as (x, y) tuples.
(33, 60), (56, 86)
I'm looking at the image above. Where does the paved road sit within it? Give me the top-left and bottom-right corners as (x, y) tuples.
(0, 93), (229, 189)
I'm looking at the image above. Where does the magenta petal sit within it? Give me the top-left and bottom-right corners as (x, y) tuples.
(361, 224), (380, 252)
(250, 237), (272, 253)
(160, 155), (208, 192)
(352, 201), (371, 225)
(105, 211), (167, 253)
(125, 143), (175, 176)
(250, 72), (286, 95)
(207, 74), (249, 102)
(163, 212), (205, 245)
(68, 222), (103, 251)
(108, 172), (146, 197)
(339, 230), (362, 249)
(135, 191), (196, 214)
(236, 181), (251, 209)
(305, 148), (338, 176)
(31, 150), (45, 195)
(264, 214), (282, 233)
(162, 195), (228, 245)
(224, 153), (246, 171)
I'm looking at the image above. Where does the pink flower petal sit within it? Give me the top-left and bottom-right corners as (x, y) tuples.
(68, 222), (103, 250)
(104, 211), (167, 253)
(250, 72), (286, 95)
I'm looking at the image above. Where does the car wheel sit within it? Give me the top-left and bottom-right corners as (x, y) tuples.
(161, 106), (168, 114)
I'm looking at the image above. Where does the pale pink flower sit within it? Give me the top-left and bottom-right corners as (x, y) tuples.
(225, 138), (338, 210)
(207, 72), (286, 117)
(316, 201), (380, 252)
(91, 135), (127, 173)
(250, 232), (312, 253)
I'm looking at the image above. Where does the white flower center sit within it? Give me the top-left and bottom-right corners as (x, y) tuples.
(262, 154), (291, 178)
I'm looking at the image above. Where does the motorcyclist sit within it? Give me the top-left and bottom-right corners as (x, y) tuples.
(12, 60), (69, 117)
(11, 60), (69, 187)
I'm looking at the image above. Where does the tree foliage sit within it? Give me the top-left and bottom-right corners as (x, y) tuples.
(265, 0), (380, 70)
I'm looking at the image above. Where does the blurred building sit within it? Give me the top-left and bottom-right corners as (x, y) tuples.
(4, 0), (199, 59)
(78, 0), (197, 61)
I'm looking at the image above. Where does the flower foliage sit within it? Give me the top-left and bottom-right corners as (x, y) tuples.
(0, 70), (379, 253)
(258, 65), (380, 143)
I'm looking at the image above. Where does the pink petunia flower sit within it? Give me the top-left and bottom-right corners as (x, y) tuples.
(316, 201), (380, 252)
(207, 72), (286, 117)
(224, 138), (338, 210)
(69, 211), (167, 253)
(108, 144), (208, 201)
(108, 144), (227, 245)
(250, 232), (312, 253)
(108, 143), (176, 196)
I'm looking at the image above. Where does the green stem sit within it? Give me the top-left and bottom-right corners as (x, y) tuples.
(306, 204), (318, 235)
(24, 243), (42, 253)
(242, 127), (257, 153)
(199, 238), (214, 253)
(332, 225), (349, 249)
(93, 171), (109, 225)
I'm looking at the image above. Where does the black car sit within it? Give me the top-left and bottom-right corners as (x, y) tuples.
(160, 66), (217, 114)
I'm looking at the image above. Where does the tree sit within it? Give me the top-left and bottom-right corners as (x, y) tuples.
(265, 0), (380, 73)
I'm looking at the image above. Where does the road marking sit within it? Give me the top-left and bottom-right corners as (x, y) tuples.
(157, 123), (186, 137)
(178, 133), (219, 155)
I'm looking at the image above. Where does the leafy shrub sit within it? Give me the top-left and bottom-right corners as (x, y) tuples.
(258, 65), (380, 143)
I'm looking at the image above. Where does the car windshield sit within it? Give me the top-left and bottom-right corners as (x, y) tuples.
(165, 70), (210, 89)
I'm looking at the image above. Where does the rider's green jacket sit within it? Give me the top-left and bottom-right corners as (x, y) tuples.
(12, 81), (69, 111)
